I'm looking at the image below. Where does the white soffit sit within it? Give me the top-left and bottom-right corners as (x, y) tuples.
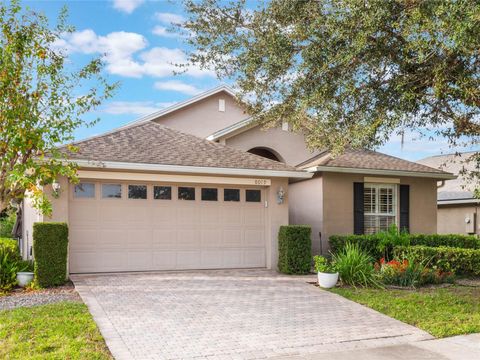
(71, 159), (312, 179)
(364, 177), (401, 184)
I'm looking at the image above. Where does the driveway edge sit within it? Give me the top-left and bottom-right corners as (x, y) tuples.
(71, 275), (134, 360)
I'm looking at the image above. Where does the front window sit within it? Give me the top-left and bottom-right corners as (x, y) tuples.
(364, 184), (396, 234)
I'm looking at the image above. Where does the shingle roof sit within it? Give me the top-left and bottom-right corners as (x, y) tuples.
(418, 152), (478, 200)
(299, 149), (451, 175)
(61, 122), (298, 172)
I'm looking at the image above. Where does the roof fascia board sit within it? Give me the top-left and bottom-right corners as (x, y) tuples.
(307, 165), (456, 180)
(70, 159), (313, 179)
(207, 117), (256, 141)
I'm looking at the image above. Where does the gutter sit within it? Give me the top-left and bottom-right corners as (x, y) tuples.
(438, 198), (480, 205)
(305, 165), (456, 180)
(70, 159), (313, 179)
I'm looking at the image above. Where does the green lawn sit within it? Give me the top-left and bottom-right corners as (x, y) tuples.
(331, 286), (480, 338)
(0, 302), (112, 359)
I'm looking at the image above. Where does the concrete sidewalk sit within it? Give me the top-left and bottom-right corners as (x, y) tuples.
(273, 334), (480, 360)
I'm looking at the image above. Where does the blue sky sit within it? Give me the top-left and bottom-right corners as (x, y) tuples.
(25, 0), (476, 161)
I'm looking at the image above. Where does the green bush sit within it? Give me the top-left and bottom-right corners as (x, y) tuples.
(0, 211), (16, 238)
(330, 232), (480, 260)
(394, 245), (480, 276)
(409, 234), (480, 249)
(33, 222), (68, 287)
(332, 243), (382, 288)
(278, 225), (312, 274)
(0, 237), (23, 291)
(313, 255), (336, 273)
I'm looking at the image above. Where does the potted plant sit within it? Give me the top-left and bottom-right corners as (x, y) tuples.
(16, 260), (34, 287)
(313, 255), (339, 289)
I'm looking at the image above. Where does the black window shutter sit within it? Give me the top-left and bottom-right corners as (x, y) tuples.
(353, 182), (364, 235)
(399, 184), (410, 233)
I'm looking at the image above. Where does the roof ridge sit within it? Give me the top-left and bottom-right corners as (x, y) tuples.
(418, 150), (479, 161)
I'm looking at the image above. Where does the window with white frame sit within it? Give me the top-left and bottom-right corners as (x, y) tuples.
(364, 183), (396, 234)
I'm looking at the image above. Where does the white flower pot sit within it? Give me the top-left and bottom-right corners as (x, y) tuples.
(17, 272), (34, 287)
(317, 272), (339, 289)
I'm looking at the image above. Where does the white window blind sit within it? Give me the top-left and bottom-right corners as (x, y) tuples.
(364, 183), (396, 234)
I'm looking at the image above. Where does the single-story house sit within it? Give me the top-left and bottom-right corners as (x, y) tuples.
(417, 152), (480, 235)
(21, 85), (454, 273)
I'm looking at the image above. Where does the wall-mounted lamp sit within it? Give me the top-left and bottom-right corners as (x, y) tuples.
(52, 181), (61, 199)
(277, 186), (285, 204)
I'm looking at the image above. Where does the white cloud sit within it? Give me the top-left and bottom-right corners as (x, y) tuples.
(57, 29), (215, 79)
(154, 80), (203, 95)
(102, 101), (176, 116)
(154, 12), (185, 24)
(152, 26), (177, 38)
(112, 0), (144, 14)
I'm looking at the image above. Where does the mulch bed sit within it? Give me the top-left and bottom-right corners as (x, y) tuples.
(0, 282), (81, 311)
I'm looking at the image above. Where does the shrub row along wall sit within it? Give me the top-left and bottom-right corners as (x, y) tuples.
(329, 234), (480, 260)
(395, 245), (480, 276)
(33, 222), (68, 287)
(278, 225), (312, 274)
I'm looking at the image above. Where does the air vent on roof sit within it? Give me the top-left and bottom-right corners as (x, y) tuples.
(219, 99), (225, 112)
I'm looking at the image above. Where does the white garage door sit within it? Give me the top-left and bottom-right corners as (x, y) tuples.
(69, 181), (266, 273)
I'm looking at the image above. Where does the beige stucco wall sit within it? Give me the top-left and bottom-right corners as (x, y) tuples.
(21, 197), (40, 260)
(225, 126), (319, 166)
(153, 91), (248, 138)
(266, 177), (289, 270)
(437, 204), (480, 235)
(289, 175), (324, 255)
(289, 172), (438, 253)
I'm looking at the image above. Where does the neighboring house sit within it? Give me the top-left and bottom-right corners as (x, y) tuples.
(21, 85), (454, 273)
(418, 152), (480, 235)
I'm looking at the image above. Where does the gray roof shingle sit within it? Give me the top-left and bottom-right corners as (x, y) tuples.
(299, 149), (450, 175)
(61, 122), (298, 172)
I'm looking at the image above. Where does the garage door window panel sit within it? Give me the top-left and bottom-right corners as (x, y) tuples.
(102, 184), (122, 199)
(246, 189), (261, 202)
(128, 185), (147, 199)
(178, 187), (195, 200)
(201, 188), (218, 201)
(74, 183), (95, 199)
(224, 189), (240, 202)
(154, 186), (172, 200)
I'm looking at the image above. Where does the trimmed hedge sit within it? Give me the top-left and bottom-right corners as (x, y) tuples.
(330, 235), (385, 259)
(394, 245), (480, 276)
(278, 225), (312, 274)
(409, 234), (480, 249)
(329, 233), (480, 260)
(33, 222), (68, 287)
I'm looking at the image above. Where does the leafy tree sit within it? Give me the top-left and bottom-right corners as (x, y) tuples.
(0, 1), (117, 215)
(180, 0), (480, 185)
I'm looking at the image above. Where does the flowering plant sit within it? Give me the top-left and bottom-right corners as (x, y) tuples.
(375, 256), (454, 287)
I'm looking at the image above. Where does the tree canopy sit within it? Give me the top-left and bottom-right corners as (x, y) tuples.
(180, 0), (480, 185)
(0, 1), (117, 215)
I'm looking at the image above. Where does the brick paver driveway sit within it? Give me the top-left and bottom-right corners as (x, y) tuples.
(72, 270), (432, 360)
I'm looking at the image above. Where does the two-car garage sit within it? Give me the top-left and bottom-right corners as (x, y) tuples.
(69, 179), (268, 273)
